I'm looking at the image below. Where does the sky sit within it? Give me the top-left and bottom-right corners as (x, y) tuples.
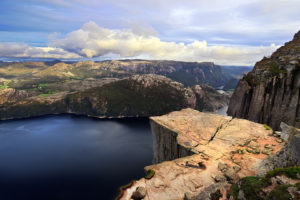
(0, 0), (300, 65)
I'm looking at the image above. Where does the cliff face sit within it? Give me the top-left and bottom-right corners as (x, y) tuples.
(228, 31), (300, 130)
(150, 119), (194, 164)
(0, 74), (228, 120)
(121, 109), (286, 200)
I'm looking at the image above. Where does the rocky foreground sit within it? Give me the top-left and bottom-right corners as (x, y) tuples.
(228, 31), (300, 130)
(119, 109), (300, 200)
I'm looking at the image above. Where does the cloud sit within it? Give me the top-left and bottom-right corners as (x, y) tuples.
(47, 21), (279, 65)
(0, 43), (81, 59)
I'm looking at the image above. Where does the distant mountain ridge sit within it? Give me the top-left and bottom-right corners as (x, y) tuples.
(0, 60), (251, 89)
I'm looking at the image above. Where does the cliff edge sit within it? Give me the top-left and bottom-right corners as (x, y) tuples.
(227, 31), (300, 130)
(120, 109), (289, 200)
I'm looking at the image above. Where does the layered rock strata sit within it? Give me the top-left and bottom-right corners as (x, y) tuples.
(120, 108), (284, 200)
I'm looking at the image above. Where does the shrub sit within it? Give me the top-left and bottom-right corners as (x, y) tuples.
(240, 176), (264, 200)
(267, 185), (292, 200)
(269, 61), (287, 75)
(145, 169), (155, 179)
(266, 167), (300, 180)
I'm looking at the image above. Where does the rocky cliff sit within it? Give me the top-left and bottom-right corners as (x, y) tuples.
(0, 74), (228, 120)
(228, 31), (300, 130)
(120, 109), (296, 200)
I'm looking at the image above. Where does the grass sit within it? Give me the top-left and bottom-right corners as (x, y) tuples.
(0, 80), (11, 89)
(145, 169), (155, 179)
(38, 90), (57, 97)
(38, 83), (48, 88)
(38, 93), (52, 97)
(0, 84), (8, 89)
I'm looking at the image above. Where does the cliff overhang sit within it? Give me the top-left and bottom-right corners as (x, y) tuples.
(120, 108), (288, 200)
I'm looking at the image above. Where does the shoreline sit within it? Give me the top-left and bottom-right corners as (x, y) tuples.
(0, 105), (230, 123)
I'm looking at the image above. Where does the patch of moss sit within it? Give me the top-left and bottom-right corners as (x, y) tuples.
(38, 83), (48, 88)
(114, 180), (135, 200)
(245, 148), (256, 154)
(266, 167), (300, 180)
(0, 80), (11, 89)
(38, 93), (51, 97)
(264, 124), (272, 131)
(267, 185), (292, 200)
(38, 90), (57, 97)
(145, 169), (155, 179)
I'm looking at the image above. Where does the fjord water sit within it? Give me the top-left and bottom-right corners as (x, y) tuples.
(0, 115), (153, 200)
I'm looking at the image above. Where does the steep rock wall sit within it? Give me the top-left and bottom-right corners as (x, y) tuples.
(228, 31), (300, 130)
(150, 119), (194, 164)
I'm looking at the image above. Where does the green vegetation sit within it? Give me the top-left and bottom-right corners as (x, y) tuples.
(243, 73), (259, 86)
(38, 93), (52, 97)
(0, 80), (11, 89)
(67, 78), (187, 117)
(265, 167), (300, 180)
(264, 124), (272, 131)
(267, 185), (292, 200)
(38, 83), (48, 88)
(228, 167), (300, 200)
(269, 61), (287, 75)
(114, 181), (135, 200)
(145, 169), (155, 179)
(240, 176), (265, 200)
(227, 183), (239, 199)
(38, 90), (57, 97)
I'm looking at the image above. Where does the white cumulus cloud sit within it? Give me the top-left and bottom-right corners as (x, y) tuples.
(47, 21), (280, 65)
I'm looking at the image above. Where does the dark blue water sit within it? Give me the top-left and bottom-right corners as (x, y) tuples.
(0, 115), (153, 200)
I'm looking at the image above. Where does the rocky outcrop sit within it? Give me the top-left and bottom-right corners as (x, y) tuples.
(263, 123), (300, 169)
(120, 109), (284, 200)
(0, 75), (228, 120)
(228, 31), (300, 130)
(0, 88), (30, 104)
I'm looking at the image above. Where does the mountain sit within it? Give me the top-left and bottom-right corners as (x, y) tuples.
(220, 66), (253, 90)
(0, 60), (249, 90)
(228, 31), (300, 130)
(0, 74), (228, 120)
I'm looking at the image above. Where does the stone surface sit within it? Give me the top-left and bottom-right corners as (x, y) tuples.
(120, 109), (283, 200)
(228, 30), (300, 130)
(261, 126), (300, 170)
(131, 186), (146, 200)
